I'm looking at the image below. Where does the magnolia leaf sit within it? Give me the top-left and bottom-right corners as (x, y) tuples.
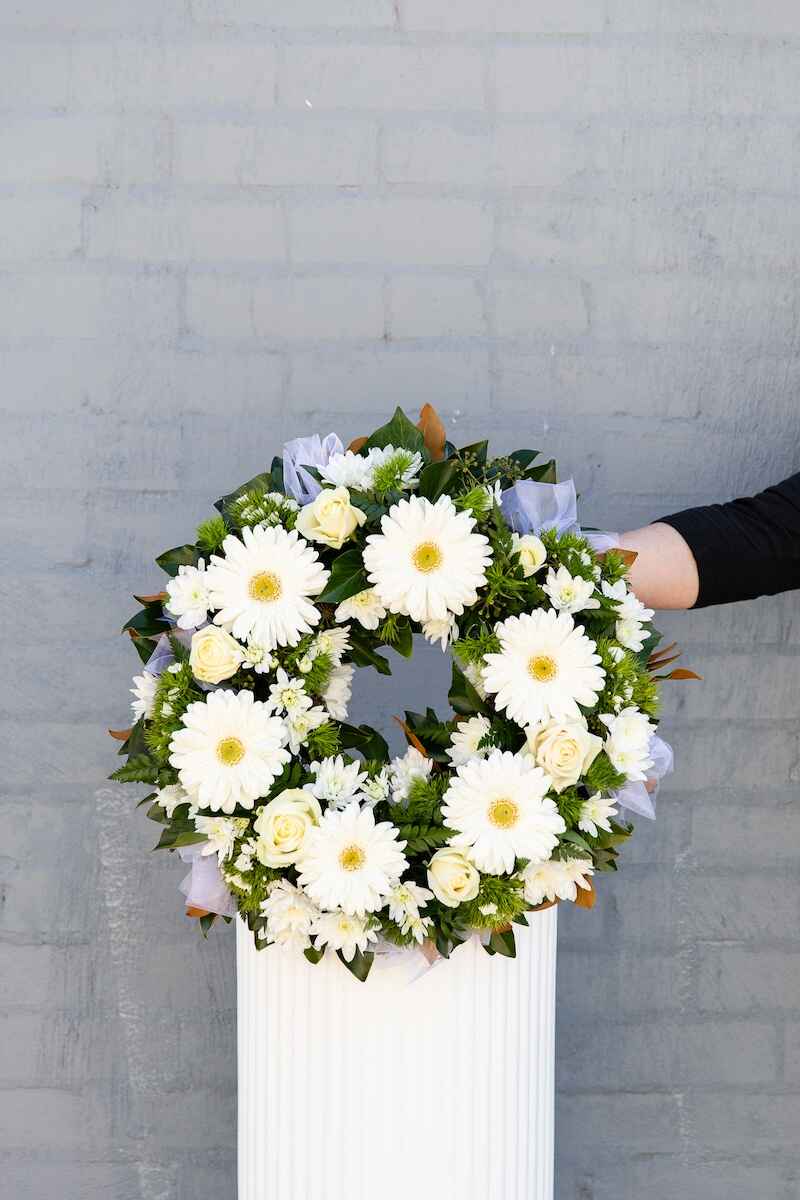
(348, 435), (368, 453)
(316, 549), (367, 605)
(417, 457), (459, 502)
(574, 879), (596, 909)
(338, 947), (374, 982)
(134, 591), (167, 604)
(655, 667), (703, 681)
(529, 898), (558, 913)
(489, 927), (516, 957)
(363, 406), (425, 455)
(416, 403), (446, 461)
(155, 544), (200, 577)
(392, 716), (429, 757)
(108, 727), (132, 741)
(187, 906), (210, 919)
(304, 945), (326, 965)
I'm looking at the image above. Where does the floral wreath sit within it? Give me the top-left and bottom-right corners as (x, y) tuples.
(111, 406), (693, 982)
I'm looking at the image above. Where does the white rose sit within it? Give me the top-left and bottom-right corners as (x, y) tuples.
(525, 718), (603, 793)
(189, 625), (244, 684)
(254, 789), (322, 868)
(427, 848), (480, 908)
(511, 532), (547, 577)
(295, 486), (367, 550)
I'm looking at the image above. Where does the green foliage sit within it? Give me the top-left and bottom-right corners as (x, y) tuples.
(196, 515), (228, 553)
(362, 406), (425, 455)
(453, 627), (500, 666)
(378, 613), (413, 657)
(583, 751), (627, 795)
(156, 544), (199, 577)
(417, 458), (460, 502)
(305, 720), (341, 759)
(144, 662), (202, 764)
(372, 448), (421, 496)
(396, 823), (451, 854)
(226, 486), (298, 531)
(338, 722), (389, 762)
(316, 548), (367, 605)
(457, 874), (529, 931)
(303, 650), (333, 695)
(109, 753), (161, 785)
(448, 661), (488, 717)
(555, 787), (585, 828)
(348, 628), (391, 675)
(337, 947), (375, 983)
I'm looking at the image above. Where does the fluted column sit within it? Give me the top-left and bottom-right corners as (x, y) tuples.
(237, 909), (556, 1200)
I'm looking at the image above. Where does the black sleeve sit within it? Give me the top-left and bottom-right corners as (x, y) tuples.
(658, 472), (800, 608)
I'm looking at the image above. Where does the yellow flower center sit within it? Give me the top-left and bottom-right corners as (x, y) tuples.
(412, 541), (443, 573)
(216, 736), (245, 766)
(339, 844), (366, 872)
(249, 571), (282, 602)
(528, 654), (558, 683)
(488, 797), (519, 829)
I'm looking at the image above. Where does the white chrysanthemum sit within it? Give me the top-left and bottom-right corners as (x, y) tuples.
(601, 707), (655, 781)
(361, 766), (391, 806)
(322, 663), (353, 720)
(261, 880), (320, 951)
(165, 560), (210, 630)
(169, 689), (290, 814)
(421, 614), (458, 651)
(318, 450), (375, 491)
(542, 565), (600, 615)
(241, 640), (275, 674)
(443, 749), (564, 874)
(615, 617), (648, 652)
(363, 495), (491, 624)
(131, 671), (158, 720)
(447, 714), (492, 767)
(367, 445), (423, 493)
(520, 856), (594, 906)
(194, 815), (248, 862)
(311, 910), (378, 962)
(297, 802), (408, 916)
(482, 609), (605, 729)
(205, 525), (329, 651)
(335, 587), (387, 631)
(462, 659), (487, 700)
(389, 746), (433, 805)
(385, 879), (433, 926)
(578, 792), (618, 837)
(305, 755), (368, 808)
(285, 705), (328, 754)
(602, 579), (654, 624)
(155, 782), (189, 818)
(312, 627), (350, 664)
(267, 668), (312, 716)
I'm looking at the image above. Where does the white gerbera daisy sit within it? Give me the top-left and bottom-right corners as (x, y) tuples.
(542, 565), (600, 615)
(321, 663), (353, 720)
(447, 714), (492, 767)
(261, 880), (319, 951)
(318, 450), (374, 491)
(389, 746), (433, 805)
(305, 755), (368, 808)
(194, 815), (249, 862)
(335, 587), (387, 631)
(285, 704), (328, 754)
(311, 910), (378, 962)
(297, 802), (408, 916)
(131, 671), (159, 720)
(363, 495), (491, 624)
(601, 707), (655, 781)
(267, 668), (312, 716)
(165, 560), (210, 630)
(205, 525), (329, 651)
(482, 609), (605, 729)
(442, 749), (565, 875)
(578, 792), (618, 837)
(169, 689), (290, 814)
(520, 856), (594, 906)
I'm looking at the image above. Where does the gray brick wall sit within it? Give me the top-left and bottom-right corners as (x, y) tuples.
(1, 3), (798, 1198)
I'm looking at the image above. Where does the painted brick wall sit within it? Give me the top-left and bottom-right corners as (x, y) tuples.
(1, 3), (799, 1198)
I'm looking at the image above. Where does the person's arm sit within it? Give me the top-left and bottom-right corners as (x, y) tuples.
(619, 472), (800, 610)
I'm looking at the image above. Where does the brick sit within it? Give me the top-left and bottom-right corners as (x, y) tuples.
(493, 276), (588, 338)
(0, 269), (179, 340)
(389, 275), (485, 338)
(383, 120), (492, 186)
(290, 346), (490, 414)
(558, 949), (688, 1017)
(557, 1092), (682, 1160)
(0, 191), (82, 260)
(282, 46), (485, 112)
(690, 1093), (800, 1155)
(0, 1164), (145, 1200)
(0, 118), (103, 184)
(191, 0), (395, 27)
(86, 196), (286, 263)
(402, 0), (604, 32)
(176, 119), (376, 186)
(608, 0), (800, 34)
(699, 948), (800, 1014)
(691, 806), (800, 864)
(291, 197), (492, 265)
(0, 0), (185, 29)
(187, 274), (384, 340)
(0, 42), (72, 108)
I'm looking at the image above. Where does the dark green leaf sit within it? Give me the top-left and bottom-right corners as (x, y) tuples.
(489, 928), (517, 958)
(317, 548), (367, 605)
(417, 458), (460, 502)
(448, 662), (488, 717)
(338, 722), (390, 762)
(457, 440), (488, 465)
(270, 455), (285, 493)
(526, 459), (557, 484)
(214, 470), (274, 517)
(508, 449), (540, 471)
(348, 629), (392, 675)
(304, 946), (325, 965)
(337, 947), (374, 982)
(390, 620), (413, 658)
(118, 719), (148, 758)
(363, 407), (425, 455)
(199, 914), (216, 937)
(122, 603), (170, 639)
(156, 544), (200, 577)
(110, 754), (160, 785)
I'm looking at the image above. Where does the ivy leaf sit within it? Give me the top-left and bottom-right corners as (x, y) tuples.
(156, 544), (200, 577)
(337, 947), (374, 982)
(417, 458), (460, 502)
(362, 407), (425, 455)
(317, 549), (367, 605)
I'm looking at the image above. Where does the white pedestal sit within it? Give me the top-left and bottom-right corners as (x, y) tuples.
(237, 910), (556, 1200)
